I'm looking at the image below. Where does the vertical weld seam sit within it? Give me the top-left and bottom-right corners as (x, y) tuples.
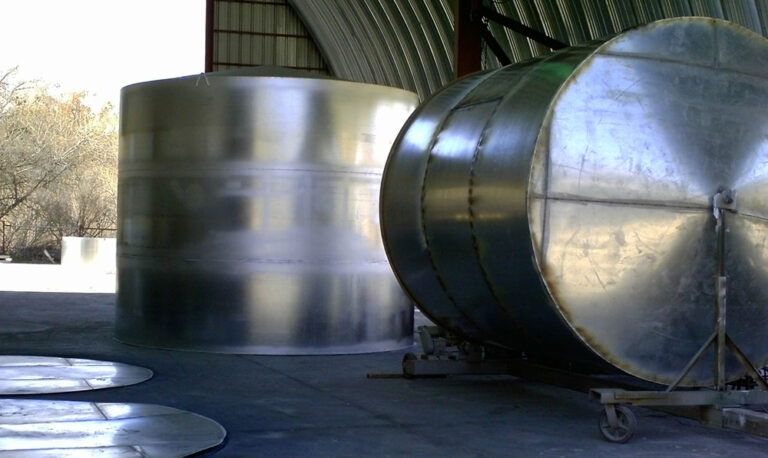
(468, 101), (513, 319)
(541, 122), (551, 262)
(419, 122), (463, 310)
(467, 52), (565, 322)
(416, 76), (499, 329)
(534, 51), (576, 265)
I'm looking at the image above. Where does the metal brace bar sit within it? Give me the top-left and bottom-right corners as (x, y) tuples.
(714, 198), (727, 390)
(478, 22), (512, 66)
(478, 5), (568, 50)
(715, 275), (727, 390)
(665, 331), (716, 392)
(726, 335), (768, 390)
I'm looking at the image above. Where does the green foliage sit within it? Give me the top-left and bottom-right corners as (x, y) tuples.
(0, 68), (118, 261)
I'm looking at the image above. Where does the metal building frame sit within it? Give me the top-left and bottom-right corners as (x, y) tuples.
(204, 0), (329, 73)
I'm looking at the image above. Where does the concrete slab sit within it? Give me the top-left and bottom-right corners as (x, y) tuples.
(0, 290), (766, 456)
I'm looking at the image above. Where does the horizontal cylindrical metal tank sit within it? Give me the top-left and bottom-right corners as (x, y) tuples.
(381, 18), (768, 386)
(117, 70), (417, 354)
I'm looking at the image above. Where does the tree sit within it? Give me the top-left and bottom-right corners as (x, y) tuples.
(0, 68), (118, 259)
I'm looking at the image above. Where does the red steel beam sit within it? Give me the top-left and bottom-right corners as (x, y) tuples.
(454, 0), (483, 77)
(205, 0), (215, 72)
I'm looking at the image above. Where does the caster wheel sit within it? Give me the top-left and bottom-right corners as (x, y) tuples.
(402, 352), (417, 378)
(599, 405), (636, 443)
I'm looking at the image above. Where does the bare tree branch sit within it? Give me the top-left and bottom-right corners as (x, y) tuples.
(0, 68), (117, 258)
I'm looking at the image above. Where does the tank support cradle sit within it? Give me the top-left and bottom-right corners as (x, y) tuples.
(591, 190), (768, 442)
(401, 326), (616, 394)
(401, 326), (515, 377)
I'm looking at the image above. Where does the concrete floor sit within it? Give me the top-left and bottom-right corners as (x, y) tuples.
(1, 289), (768, 457)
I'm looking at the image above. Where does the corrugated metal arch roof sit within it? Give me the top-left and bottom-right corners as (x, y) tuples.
(289, 0), (455, 99)
(289, 0), (768, 100)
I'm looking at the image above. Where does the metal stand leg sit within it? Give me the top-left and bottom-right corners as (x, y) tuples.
(592, 190), (768, 442)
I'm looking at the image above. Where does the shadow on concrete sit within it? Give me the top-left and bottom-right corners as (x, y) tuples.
(0, 291), (766, 456)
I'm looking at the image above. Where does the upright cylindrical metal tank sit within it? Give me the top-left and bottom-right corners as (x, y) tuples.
(117, 70), (418, 354)
(381, 18), (768, 386)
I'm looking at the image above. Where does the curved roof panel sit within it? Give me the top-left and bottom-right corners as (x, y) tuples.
(288, 0), (768, 100)
(290, 0), (454, 99)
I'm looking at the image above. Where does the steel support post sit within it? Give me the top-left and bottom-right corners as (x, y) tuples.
(454, 0), (483, 77)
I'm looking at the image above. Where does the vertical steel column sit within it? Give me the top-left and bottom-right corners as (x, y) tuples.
(713, 190), (732, 390)
(454, 0), (483, 77)
(715, 209), (727, 390)
(205, 0), (215, 72)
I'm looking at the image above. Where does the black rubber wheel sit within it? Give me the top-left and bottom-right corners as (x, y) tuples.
(598, 405), (636, 443)
(402, 352), (417, 378)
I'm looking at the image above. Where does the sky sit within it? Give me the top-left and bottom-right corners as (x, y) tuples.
(0, 0), (205, 109)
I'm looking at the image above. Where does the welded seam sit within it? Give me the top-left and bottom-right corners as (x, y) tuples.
(540, 124), (552, 270)
(532, 192), (712, 211)
(468, 52), (565, 329)
(536, 46), (606, 265)
(736, 211), (768, 223)
(417, 74), (499, 334)
(418, 122), (471, 325)
(91, 402), (110, 420)
(452, 97), (505, 110)
(82, 377), (97, 390)
(597, 50), (768, 81)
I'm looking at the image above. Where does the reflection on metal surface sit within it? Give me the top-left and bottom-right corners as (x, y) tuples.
(0, 356), (152, 395)
(381, 18), (768, 386)
(118, 71), (417, 354)
(0, 399), (226, 457)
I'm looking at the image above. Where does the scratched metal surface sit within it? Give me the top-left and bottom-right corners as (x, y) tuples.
(0, 356), (152, 395)
(381, 18), (768, 386)
(0, 399), (225, 457)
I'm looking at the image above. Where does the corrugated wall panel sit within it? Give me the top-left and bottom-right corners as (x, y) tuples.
(581, 0), (614, 38)
(534, 0), (571, 43)
(689, 0), (725, 16)
(209, 0), (329, 73)
(289, 0), (453, 98)
(377, 0), (425, 92)
(722, 0), (763, 32)
(399, 0), (444, 95)
(755, 0), (768, 35)
(605, 0), (639, 32)
(493, 3), (535, 62)
(555, 0), (590, 44)
(659, 1), (692, 18)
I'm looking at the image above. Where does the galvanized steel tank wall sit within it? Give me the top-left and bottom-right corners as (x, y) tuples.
(381, 18), (768, 386)
(117, 73), (418, 354)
